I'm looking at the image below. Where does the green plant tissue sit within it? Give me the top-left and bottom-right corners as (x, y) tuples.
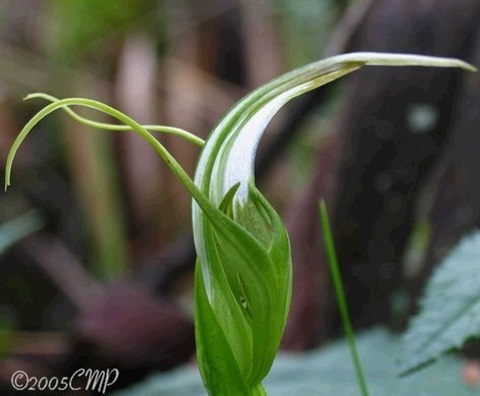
(398, 231), (480, 375)
(114, 328), (478, 396)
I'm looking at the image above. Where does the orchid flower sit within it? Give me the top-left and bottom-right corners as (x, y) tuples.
(5, 53), (476, 396)
(190, 53), (475, 395)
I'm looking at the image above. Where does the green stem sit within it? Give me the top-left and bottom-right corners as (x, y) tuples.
(251, 383), (267, 396)
(25, 93), (205, 147)
(318, 200), (369, 396)
(4, 98), (222, 225)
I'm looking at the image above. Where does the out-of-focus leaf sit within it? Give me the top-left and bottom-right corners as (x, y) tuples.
(398, 231), (480, 375)
(0, 211), (44, 256)
(48, 0), (149, 63)
(113, 328), (479, 396)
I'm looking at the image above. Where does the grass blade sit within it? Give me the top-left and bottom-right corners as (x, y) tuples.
(318, 200), (369, 396)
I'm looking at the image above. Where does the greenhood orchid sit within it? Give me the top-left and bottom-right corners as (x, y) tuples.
(5, 53), (476, 396)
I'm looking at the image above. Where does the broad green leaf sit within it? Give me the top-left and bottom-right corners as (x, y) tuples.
(398, 231), (480, 375)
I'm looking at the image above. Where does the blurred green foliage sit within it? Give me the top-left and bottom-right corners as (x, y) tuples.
(48, 0), (152, 64)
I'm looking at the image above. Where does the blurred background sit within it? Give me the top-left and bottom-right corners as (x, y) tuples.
(0, 0), (478, 393)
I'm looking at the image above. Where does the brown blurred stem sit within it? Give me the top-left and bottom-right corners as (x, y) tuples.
(20, 234), (103, 312)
